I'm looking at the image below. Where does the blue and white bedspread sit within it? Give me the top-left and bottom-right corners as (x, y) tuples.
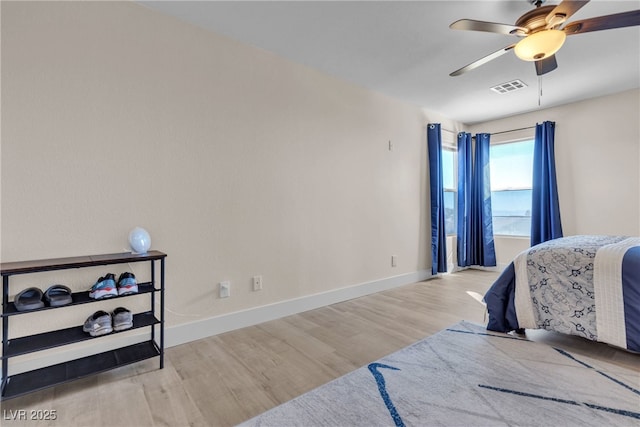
(485, 235), (640, 352)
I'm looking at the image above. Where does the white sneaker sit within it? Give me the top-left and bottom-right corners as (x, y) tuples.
(112, 307), (133, 331)
(83, 310), (113, 337)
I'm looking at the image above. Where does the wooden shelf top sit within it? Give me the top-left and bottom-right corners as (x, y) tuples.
(1, 251), (166, 275)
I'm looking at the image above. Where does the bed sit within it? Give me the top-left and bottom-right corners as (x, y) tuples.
(484, 235), (640, 352)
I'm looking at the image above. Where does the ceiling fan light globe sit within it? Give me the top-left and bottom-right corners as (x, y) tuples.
(514, 29), (566, 61)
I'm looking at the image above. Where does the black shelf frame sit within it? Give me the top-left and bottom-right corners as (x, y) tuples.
(2, 283), (156, 316)
(1, 251), (166, 400)
(2, 312), (159, 359)
(2, 341), (160, 400)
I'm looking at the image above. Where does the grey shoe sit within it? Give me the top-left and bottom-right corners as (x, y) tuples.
(83, 310), (112, 337)
(112, 307), (133, 331)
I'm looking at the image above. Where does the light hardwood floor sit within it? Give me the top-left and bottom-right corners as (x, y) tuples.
(2, 270), (638, 426)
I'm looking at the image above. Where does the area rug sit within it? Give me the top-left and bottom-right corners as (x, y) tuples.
(239, 321), (639, 427)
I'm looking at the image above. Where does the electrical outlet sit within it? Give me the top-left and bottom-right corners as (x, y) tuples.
(219, 281), (231, 298)
(253, 275), (263, 291)
(391, 255), (397, 267)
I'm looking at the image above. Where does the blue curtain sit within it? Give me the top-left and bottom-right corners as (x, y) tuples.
(428, 124), (447, 275)
(531, 121), (563, 246)
(456, 133), (472, 267)
(470, 133), (497, 267)
(457, 132), (496, 267)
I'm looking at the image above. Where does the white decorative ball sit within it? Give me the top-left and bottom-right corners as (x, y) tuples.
(129, 227), (151, 254)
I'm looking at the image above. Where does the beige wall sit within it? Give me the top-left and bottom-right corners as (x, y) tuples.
(469, 89), (640, 264)
(2, 1), (465, 344)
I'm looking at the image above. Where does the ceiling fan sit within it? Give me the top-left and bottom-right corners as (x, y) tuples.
(449, 0), (640, 77)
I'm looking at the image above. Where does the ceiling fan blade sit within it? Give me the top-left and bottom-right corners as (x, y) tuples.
(546, 0), (590, 28)
(535, 55), (558, 76)
(450, 19), (526, 36)
(563, 10), (640, 35)
(450, 44), (516, 77)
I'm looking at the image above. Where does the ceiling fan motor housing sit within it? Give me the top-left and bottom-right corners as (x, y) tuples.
(515, 5), (558, 33)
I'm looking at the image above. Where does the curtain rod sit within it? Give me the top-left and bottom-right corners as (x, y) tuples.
(491, 125), (536, 136)
(440, 125), (536, 137)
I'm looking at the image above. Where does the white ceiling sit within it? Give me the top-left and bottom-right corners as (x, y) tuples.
(139, 0), (640, 124)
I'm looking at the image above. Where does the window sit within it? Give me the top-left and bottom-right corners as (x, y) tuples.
(490, 140), (534, 236)
(442, 146), (457, 235)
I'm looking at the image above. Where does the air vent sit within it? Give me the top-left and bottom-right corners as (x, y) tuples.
(490, 79), (528, 94)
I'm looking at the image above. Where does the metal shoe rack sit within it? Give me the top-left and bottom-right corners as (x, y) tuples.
(1, 251), (166, 400)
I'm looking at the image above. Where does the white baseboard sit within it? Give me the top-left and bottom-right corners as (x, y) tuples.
(3, 270), (432, 377)
(165, 269), (433, 347)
